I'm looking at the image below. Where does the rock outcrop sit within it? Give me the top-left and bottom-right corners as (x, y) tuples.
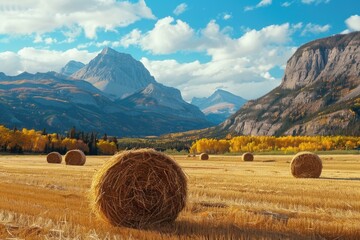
(219, 31), (360, 136)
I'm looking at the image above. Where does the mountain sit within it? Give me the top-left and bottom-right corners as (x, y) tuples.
(0, 49), (211, 136)
(117, 83), (210, 132)
(191, 89), (247, 124)
(71, 47), (156, 99)
(218, 31), (360, 136)
(60, 61), (85, 76)
(0, 72), (131, 135)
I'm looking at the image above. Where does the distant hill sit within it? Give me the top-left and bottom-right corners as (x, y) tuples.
(217, 31), (360, 136)
(60, 61), (85, 76)
(191, 89), (247, 124)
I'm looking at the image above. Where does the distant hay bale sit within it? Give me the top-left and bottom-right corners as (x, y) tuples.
(65, 149), (86, 166)
(242, 152), (254, 161)
(199, 153), (209, 160)
(90, 149), (187, 229)
(290, 152), (322, 178)
(46, 152), (62, 164)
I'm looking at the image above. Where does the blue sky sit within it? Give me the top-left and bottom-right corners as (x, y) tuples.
(0, 0), (359, 101)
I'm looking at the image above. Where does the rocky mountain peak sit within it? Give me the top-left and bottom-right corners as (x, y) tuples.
(100, 47), (121, 56)
(71, 47), (156, 99)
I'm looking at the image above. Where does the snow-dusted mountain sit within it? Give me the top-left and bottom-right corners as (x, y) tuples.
(191, 89), (247, 124)
(71, 47), (156, 99)
(60, 61), (85, 76)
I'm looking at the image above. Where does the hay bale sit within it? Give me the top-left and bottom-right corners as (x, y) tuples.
(290, 152), (322, 178)
(242, 152), (254, 161)
(46, 152), (62, 164)
(199, 153), (209, 160)
(90, 149), (187, 229)
(65, 149), (86, 166)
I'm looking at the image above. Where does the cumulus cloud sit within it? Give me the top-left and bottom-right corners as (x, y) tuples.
(119, 17), (292, 59)
(173, 3), (187, 16)
(345, 15), (360, 32)
(0, 0), (155, 39)
(141, 57), (283, 101)
(0, 48), (97, 75)
(119, 17), (195, 54)
(134, 20), (297, 100)
(301, 23), (331, 35)
(245, 0), (272, 11)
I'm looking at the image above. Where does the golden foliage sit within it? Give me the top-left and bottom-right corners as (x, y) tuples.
(191, 136), (360, 154)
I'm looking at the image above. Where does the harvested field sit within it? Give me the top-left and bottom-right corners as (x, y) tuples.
(0, 154), (359, 239)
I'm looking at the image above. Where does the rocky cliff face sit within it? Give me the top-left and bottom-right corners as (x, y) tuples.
(71, 47), (156, 99)
(219, 32), (360, 136)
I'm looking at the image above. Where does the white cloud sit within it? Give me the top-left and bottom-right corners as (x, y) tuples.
(301, 0), (330, 4)
(173, 3), (187, 16)
(141, 57), (283, 101)
(0, 0), (155, 39)
(245, 0), (272, 11)
(119, 17), (195, 54)
(301, 23), (331, 35)
(0, 51), (22, 75)
(44, 37), (58, 45)
(120, 17), (292, 60)
(118, 29), (142, 48)
(345, 15), (360, 32)
(223, 13), (232, 20)
(0, 48), (97, 75)
(136, 21), (297, 100)
(281, 1), (293, 7)
(257, 0), (273, 7)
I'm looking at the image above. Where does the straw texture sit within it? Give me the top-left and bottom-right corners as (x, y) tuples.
(290, 152), (322, 178)
(46, 152), (62, 164)
(64, 149), (86, 166)
(90, 149), (187, 229)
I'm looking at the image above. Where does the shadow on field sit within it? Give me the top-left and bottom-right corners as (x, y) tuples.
(321, 177), (360, 181)
(154, 220), (307, 240)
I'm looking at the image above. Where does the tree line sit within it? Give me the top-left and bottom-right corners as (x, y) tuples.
(190, 136), (360, 154)
(0, 125), (191, 155)
(0, 125), (118, 155)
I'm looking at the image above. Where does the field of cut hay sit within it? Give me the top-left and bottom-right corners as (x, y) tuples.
(0, 154), (359, 239)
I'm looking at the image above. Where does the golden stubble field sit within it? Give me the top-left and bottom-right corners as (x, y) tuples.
(0, 154), (359, 239)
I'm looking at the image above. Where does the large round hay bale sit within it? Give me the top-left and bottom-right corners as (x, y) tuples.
(199, 153), (209, 160)
(46, 152), (62, 164)
(64, 149), (86, 166)
(242, 152), (254, 161)
(290, 152), (322, 178)
(90, 149), (187, 229)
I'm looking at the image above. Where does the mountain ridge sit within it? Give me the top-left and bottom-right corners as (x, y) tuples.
(0, 47), (212, 136)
